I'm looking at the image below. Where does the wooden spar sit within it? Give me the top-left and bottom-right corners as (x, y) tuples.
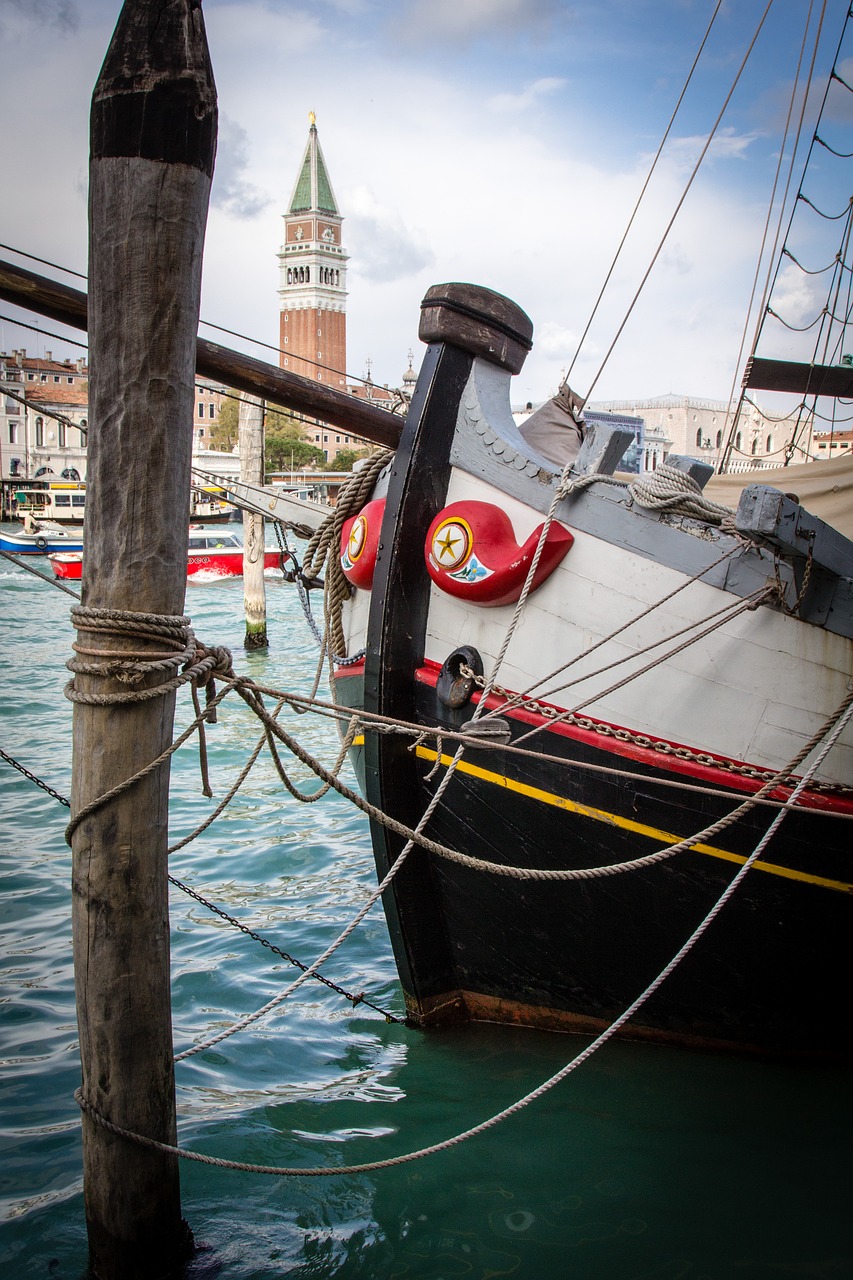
(0, 257), (404, 448)
(70, 1), (216, 1274)
(239, 394), (268, 649)
(743, 354), (853, 398)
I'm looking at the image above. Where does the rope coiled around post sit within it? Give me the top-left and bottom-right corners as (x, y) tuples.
(627, 461), (733, 524)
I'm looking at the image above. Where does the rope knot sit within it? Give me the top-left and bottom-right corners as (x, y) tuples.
(190, 642), (235, 686)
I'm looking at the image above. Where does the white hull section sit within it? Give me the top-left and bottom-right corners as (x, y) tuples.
(342, 468), (853, 787)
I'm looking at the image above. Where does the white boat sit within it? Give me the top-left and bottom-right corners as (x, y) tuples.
(0, 522), (83, 555)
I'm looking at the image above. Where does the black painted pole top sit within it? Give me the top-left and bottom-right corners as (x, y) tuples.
(91, 0), (217, 176)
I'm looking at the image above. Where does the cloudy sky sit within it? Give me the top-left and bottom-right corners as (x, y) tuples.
(1, 0), (851, 407)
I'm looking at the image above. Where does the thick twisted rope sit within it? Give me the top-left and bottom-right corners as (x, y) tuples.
(64, 607), (235, 840)
(300, 450), (393, 659)
(627, 461), (733, 524)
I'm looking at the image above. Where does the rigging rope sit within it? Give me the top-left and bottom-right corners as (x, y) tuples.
(74, 689), (853, 1177)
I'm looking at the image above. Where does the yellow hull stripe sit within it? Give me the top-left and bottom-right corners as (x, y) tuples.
(350, 734), (849, 892)
(418, 745), (850, 894)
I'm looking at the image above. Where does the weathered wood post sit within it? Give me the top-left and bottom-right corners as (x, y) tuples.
(239, 393), (268, 649)
(69, 2), (216, 1276)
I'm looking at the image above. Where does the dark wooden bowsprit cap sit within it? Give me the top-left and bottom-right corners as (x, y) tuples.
(90, 0), (217, 176)
(419, 282), (534, 375)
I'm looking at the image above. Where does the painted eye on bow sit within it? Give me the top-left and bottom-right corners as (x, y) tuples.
(340, 497), (386, 589)
(425, 500), (573, 606)
(429, 517), (473, 571)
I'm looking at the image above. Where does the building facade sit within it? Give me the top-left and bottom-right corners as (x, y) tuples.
(587, 394), (815, 472)
(1, 349), (89, 485)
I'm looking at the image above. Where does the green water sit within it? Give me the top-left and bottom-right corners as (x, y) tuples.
(1, 543), (850, 1279)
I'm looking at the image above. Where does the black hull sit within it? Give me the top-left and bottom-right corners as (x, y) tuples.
(338, 666), (851, 1060)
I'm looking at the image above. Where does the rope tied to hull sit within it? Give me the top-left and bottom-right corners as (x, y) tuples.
(557, 461), (735, 527)
(299, 449), (394, 661)
(627, 461), (733, 524)
(73, 687), (853, 1177)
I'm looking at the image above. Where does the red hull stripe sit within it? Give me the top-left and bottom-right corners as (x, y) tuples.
(412, 661), (853, 816)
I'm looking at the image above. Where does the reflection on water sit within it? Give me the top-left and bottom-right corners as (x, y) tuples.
(1, 545), (851, 1278)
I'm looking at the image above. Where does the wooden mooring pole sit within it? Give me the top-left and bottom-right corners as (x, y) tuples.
(239, 394), (268, 649)
(70, 2), (216, 1276)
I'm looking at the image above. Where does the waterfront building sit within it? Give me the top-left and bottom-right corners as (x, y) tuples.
(0, 349), (89, 488)
(587, 393), (815, 472)
(813, 425), (853, 459)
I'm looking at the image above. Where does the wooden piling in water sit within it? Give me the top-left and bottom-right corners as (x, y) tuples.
(240, 394), (268, 649)
(69, 2), (216, 1275)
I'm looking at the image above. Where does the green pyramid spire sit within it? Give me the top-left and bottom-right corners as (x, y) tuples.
(288, 116), (339, 216)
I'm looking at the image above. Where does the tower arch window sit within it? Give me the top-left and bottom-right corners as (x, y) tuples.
(695, 427), (702, 448)
(751, 437), (758, 455)
(766, 434), (773, 452)
(735, 431), (742, 450)
(715, 429), (722, 448)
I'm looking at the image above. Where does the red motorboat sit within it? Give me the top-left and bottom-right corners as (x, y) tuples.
(49, 532), (285, 580)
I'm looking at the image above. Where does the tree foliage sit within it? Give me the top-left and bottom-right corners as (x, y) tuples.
(208, 396), (238, 451)
(326, 448), (372, 472)
(264, 407), (325, 472)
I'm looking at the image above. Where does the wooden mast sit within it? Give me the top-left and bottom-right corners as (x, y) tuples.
(70, 1), (216, 1274)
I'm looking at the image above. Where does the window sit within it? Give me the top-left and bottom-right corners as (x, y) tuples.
(716, 430), (722, 448)
(8, 423), (17, 444)
(751, 437), (758, 455)
(54, 375), (60, 383)
(695, 428), (702, 448)
(735, 431), (742, 450)
(54, 494), (71, 507)
(198, 403), (204, 418)
(58, 422), (67, 447)
(766, 434), (772, 453)
(35, 416), (44, 446)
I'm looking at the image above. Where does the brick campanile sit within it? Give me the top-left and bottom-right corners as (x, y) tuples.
(277, 113), (348, 388)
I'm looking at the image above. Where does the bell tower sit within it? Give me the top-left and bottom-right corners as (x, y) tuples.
(277, 113), (348, 388)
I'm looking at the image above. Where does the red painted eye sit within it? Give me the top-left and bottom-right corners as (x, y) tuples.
(340, 497), (386, 589)
(425, 500), (573, 606)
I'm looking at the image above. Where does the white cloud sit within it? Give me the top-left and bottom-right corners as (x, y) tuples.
(395, 0), (563, 44)
(345, 187), (435, 284)
(488, 77), (566, 113)
(210, 117), (274, 220)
